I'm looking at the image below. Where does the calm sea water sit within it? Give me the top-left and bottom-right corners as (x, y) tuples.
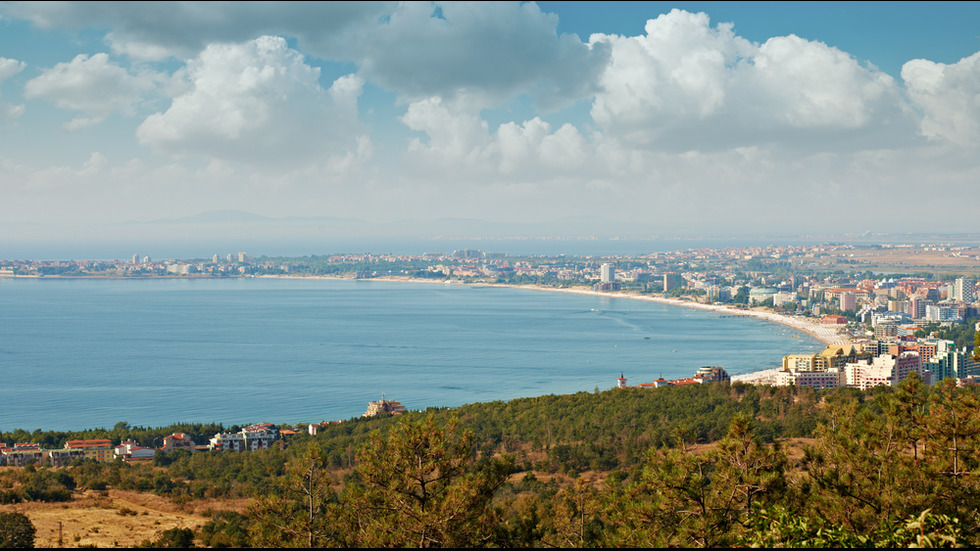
(0, 278), (823, 431)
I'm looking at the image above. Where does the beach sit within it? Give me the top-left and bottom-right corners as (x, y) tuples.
(499, 284), (846, 344)
(494, 284), (847, 385)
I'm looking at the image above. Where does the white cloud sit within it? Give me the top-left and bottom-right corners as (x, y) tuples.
(589, 9), (913, 151)
(0, 57), (25, 82)
(137, 36), (365, 166)
(4, 2), (395, 61)
(4, 2), (607, 111)
(903, 51), (980, 145)
(399, 97), (592, 183)
(354, 2), (609, 110)
(24, 53), (155, 127)
(735, 35), (899, 128)
(0, 57), (27, 122)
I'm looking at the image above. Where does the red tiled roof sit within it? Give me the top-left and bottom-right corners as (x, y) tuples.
(65, 439), (112, 448)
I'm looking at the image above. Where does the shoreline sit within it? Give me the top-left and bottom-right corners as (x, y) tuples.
(259, 274), (845, 384)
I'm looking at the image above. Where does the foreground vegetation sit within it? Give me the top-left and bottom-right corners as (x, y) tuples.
(3, 377), (979, 547)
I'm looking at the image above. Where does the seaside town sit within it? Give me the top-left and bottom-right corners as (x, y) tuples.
(0, 397), (407, 467)
(4, 241), (980, 467)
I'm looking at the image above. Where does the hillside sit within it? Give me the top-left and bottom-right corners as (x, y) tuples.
(2, 379), (978, 547)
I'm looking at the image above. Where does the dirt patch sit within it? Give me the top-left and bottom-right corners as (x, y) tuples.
(0, 489), (211, 548)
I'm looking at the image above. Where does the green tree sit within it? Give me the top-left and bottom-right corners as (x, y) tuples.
(603, 416), (786, 547)
(0, 512), (36, 548)
(197, 511), (251, 548)
(884, 372), (928, 462)
(249, 446), (340, 548)
(802, 398), (910, 533)
(739, 506), (967, 548)
(346, 414), (513, 548)
(733, 286), (750, 304)
(138, 527), (195, 548)
(922, 379), (980, 523)
(974, 330), (980, 362)
(540, 477), (603, 548)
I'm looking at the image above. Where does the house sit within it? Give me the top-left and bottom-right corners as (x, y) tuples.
(162, 432), (196, 454)
(114, 441), (156, 461)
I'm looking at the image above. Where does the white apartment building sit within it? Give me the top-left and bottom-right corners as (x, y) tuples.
(775, 368), (845, 390)
(845, 352), (922, 390)
(954, 278), (975, 303)
(600, 263), (614, 283)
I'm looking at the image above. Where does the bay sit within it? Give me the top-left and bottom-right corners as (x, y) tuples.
(0, 277), (823, 431)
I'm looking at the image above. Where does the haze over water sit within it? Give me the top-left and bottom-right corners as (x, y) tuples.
(0, 277), (823, 431)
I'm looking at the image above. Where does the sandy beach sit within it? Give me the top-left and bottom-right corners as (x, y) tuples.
(498, 284), (848, 346)
(494, 284), (848, 385)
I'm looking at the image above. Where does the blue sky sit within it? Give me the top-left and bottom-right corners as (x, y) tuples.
(2, 1), (980, 254)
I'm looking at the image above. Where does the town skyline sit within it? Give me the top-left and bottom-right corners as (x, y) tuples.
(2, 2), (980, 255)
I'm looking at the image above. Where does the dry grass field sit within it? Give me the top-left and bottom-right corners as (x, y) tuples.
(807, 246), (980, 274)
(0, 488), (248, 548)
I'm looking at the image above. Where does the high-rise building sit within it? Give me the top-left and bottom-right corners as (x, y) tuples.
(954, 278), (975, 303)
(600, 263), (614, 283)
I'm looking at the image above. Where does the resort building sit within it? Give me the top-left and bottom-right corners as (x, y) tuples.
(782, 345), (868, 373)
(162, 432), (196, 454)
(0, 443), (44, 467)
(209, 424), (279, 452)
(209, 432), (246, 452)
(363, 394), (408, 417)
(844, 352), (923, 390)
(695, 366), (731, 383)
(600, 263), (614, 283)
(775, 368), (845, 390)
(45, 449), (86, 467)
(64, 439), (114, 462)
(925, 341), (980, 381)
(114, 440), (156, 460)
(241, 424), (278, 451)
(954, 278), (975, 303)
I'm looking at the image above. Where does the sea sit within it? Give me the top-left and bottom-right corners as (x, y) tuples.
(0, 277), (824, 431)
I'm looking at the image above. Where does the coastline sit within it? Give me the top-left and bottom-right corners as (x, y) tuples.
(260, 274), (844, 385)
(496, 284), (846, 386)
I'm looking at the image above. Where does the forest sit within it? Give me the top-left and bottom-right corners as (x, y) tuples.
(2, 377), (979, 547)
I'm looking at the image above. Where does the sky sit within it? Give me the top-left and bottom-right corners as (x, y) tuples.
(2, 1), (980, 256)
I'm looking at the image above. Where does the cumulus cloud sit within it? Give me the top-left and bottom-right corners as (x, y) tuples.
(400, 97), (592, 182)
(589, 9), (913, 151)
(24, 53), (156, 128)
(355, 2), (609, 110)
(903, 52), (980, 145)
(137, 36), (365, 165)
(4, 2), (607, 111)
(4, 1), (394, 61)
(0, 57), (27, 122)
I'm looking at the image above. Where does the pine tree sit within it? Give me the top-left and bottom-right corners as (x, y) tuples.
(248, 446), (341, 547)
(0, 512), (36, 548)
(602, 415), (786, 547)
(346, 414), (512, 548)
(541, 477), (603, 548)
